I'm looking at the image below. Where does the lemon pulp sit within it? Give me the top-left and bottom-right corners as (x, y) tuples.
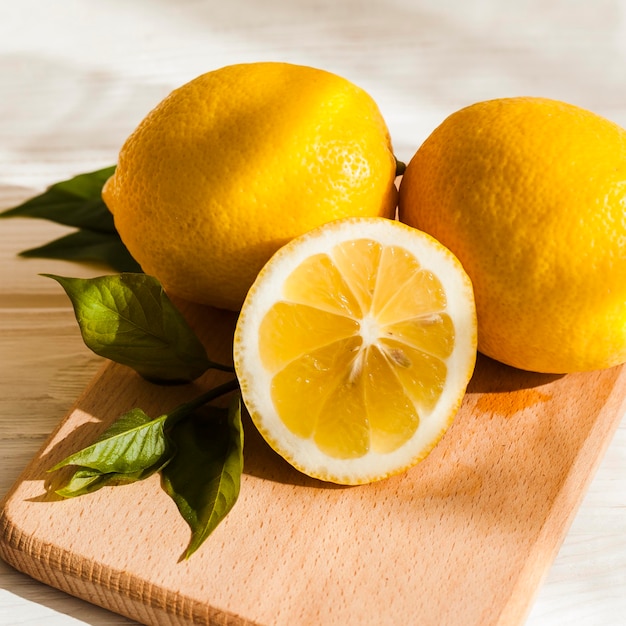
(258, 238), (455, 460)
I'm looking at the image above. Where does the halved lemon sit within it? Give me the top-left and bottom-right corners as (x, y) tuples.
(233, 217), (477, 484)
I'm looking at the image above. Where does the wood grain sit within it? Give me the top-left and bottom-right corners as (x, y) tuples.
(1, 301), (625, 626)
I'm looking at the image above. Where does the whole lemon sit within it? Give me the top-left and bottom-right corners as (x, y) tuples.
(102, 62), (398, 310)
(398, 97), (626, 374)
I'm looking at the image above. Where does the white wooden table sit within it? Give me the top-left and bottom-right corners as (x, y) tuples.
(1, 1), (626, 624)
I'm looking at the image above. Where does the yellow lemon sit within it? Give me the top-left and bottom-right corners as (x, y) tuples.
(233, 217), (477, 485)
(102, 62), (398, 310)
(398, 97), (626, 374)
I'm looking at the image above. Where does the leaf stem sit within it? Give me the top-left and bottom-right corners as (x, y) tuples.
(209, 361), (236, 373)
(395, 157), (406, 177)
(166, 378), (240, 427)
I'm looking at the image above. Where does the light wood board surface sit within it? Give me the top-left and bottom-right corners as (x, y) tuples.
(2, 1), (626, 624)
(1, 301), (626, 625)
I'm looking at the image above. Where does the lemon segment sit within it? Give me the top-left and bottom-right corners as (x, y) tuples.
(384, 314), (455, 359)
(380, 339), (448, 413)
(269, 336), (363, 439)
(359, 345), (420, 454)
(282, 253), (363, 316)
(258, 302), (359, 372)
(234, 217), (477, 485)
(331, 238), (382, 313)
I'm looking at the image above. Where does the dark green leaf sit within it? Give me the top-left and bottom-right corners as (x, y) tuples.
(161, 395), (244, 558)
(0, 166), (116, 232)
(48, 385), (240, 499)
(49, 408), (171, 475)
(45, 273), (212, 383)
(0, 165), (141, 272)
(54, 463), (168, 498)
(55, 468), (114, 498)
(50, 407), (174, 498)
(20, 229), (142, 273)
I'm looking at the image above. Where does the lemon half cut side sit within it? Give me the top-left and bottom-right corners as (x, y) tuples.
(233, 217), (477, 485)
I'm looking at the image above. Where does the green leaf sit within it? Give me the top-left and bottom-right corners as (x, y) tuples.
(0, 165), (142, 272)
(161, 395), (244, 558)
(48, 380), (241, 551)
(45, 273), (213, 383)
(50, 407), (175, 498)
(50, 408), (171, 475)
(0, 166), (117, 232)
(55, 468), (114, 498)
(20, 229), (142, 272)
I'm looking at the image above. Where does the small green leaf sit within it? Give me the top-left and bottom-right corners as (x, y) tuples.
(50, 408), (171, 474)
(54, 464), (168, 498)
(45, 273), (213, 383)
(20, 229), (142, 272)
(48, 381), (241, 549)
(55, 468), (114, 498)
(162, 395), (244, 558)
(50, 408), (173, 497)
(0, 166), (117, 232)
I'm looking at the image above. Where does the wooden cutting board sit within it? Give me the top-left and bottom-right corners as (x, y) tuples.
(1, 301), (625, 626)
